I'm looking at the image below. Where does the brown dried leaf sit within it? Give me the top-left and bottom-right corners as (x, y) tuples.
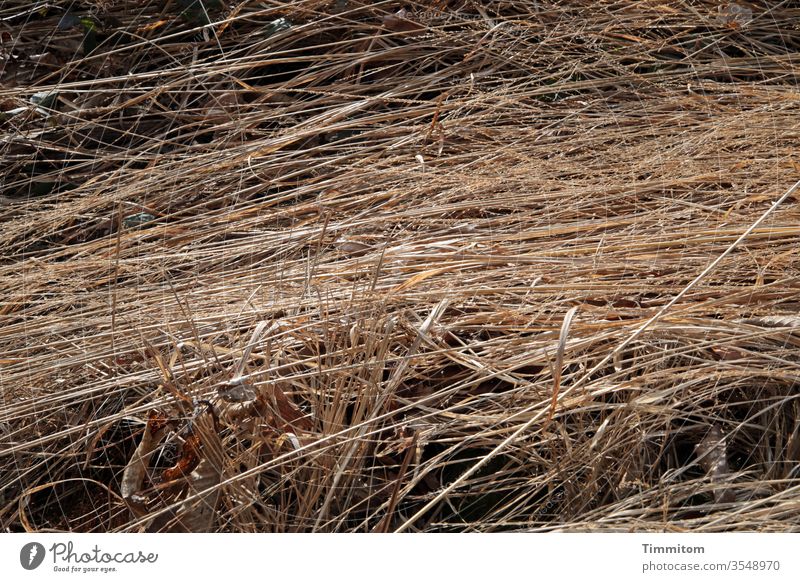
(120, 411), (170, 516)
(710, 346), (747, 361)
(266, 382), (313, 432)
(548, 306), (579, 422)
(695, 425), (735, 503)
(159, 432), (202, 483)
(716, 3), (753, 29)
(337, 239), (372, 256)
(173, 413), (224, 532)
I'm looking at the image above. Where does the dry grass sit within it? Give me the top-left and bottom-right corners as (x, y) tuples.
(1, 0), (800, 532)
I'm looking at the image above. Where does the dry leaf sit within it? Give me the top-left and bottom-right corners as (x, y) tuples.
(159, 432), (202, 483)
(120, 412), (171, 517)
(695, 425), (735, 503)
(172, 413), (224, 532)
(337, 239), (372, 256)
(548, 306), (579, 422)
(716, 3), (753, 29)
(710, 346), (747, 361)
(266, 382), (313, 432)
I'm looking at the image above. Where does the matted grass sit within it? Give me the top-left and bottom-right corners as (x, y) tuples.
(1, 0), (800, 532)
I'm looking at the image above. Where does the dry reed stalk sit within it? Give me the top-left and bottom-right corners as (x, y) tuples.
(1, 0), (800, 532)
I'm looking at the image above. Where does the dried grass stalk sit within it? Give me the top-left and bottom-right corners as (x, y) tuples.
(2, 0), (800, 532)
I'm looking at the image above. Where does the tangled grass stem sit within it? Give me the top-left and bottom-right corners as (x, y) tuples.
(2, 1), (800, 532)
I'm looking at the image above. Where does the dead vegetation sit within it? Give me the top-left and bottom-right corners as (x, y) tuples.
(1, 0), (800, 532)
